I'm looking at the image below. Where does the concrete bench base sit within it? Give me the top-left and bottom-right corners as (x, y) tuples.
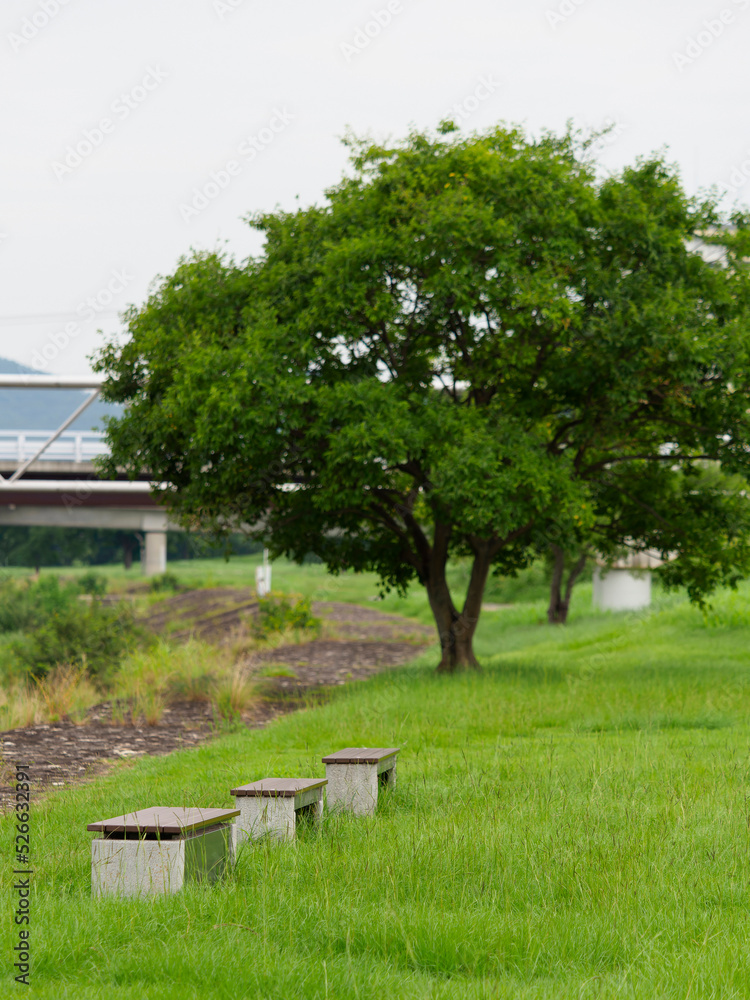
(92, 838), (185, 898)
(87, 807), (237, 897)
(230, 778), (326, 845)
(323, 748), (399, 817)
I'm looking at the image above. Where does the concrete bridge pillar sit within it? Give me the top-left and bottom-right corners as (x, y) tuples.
(0, 485), (175, 577)
(142, 531), (167, 577)
(592, 567), (651, 611)
(140, 512), (169, 577)
(592, 550), (662, 612)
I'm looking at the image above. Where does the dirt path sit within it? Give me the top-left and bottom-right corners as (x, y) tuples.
(0, 597), (433, 807)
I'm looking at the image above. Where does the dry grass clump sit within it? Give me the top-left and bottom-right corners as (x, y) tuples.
(0, 665), (98, 730)
(34, 665), (98, 723)
(0, 681), (43, 730)
(127, 682), (167, 726)
(0, 638), (259, 732)
(113, 639), (257, 726)
(211, 666), (256, 722)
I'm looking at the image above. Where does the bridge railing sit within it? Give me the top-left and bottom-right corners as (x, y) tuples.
(0, 431), (109, 463)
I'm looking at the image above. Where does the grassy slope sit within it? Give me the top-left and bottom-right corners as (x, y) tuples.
(2, 568), (750, 997)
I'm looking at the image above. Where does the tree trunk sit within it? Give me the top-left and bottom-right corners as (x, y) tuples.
(427, 542), (492, 672)
(547, 545), (588, 624)
(123, 537), (134, 570)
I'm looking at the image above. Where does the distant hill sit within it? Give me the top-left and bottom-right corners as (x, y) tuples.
(0, 357), (122, 432)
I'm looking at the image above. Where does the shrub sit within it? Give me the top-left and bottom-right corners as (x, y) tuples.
(149, 573), (181, 593)
(703, 590), (750, 628)
(11, 602), (139, 681)
(76, 572), (108, 596)
(32, 664), (97, 723)
(0, 576), (141, 680)
(0, 576), (73, 633)
(252, 595), (321, 639)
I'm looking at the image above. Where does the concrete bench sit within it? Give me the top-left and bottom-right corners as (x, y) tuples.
(230, 778), (327, 844)
(322, 747), (399, 816)
(87, 806), (239, 897)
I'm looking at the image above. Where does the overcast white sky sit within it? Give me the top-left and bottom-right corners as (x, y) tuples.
(1, 0), (749, 374)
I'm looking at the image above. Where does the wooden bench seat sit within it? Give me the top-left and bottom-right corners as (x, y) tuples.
(88, 806), (239, 897)
(230, 777), (327, 843)
(322, 748), (399, 816)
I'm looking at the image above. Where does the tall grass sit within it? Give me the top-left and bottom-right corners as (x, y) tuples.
(0, 665), (98, 730)
(112, 640), (257, 725)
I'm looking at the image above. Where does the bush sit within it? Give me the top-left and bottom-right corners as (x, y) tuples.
(252, 595), (321, 638)
(0, 576), (141, 680)
(703, 590), (750, 628)
(149, 572), (181, 593)
(0, 576), (74, 633)
(76, 572), (108, 596)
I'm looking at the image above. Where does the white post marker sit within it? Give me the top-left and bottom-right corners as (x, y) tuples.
(322, 748), (400, 816)
(230, 778), (327, 847)
(255, 548), (272, 596)
(87, 806), (239, 897)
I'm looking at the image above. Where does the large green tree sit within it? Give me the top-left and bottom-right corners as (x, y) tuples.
(95, 125), (750, 670)
(541, 464), (750, 624)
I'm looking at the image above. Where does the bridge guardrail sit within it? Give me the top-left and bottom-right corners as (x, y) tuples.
(0, 431), (109, 463)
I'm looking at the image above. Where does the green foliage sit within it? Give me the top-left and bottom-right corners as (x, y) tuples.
(0, 575), (73, 633)
(701, 588), (750, 628)
(94, 123), (750, 666)
(13, 604), (137, 681)
(0, 576), (140, 680)
(252, 594), (321, 638)
(148, 572), (181, 593)
(0, 525), (140, 569)
(75, 571), (108, 596)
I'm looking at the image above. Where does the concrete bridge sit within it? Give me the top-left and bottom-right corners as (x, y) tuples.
(0, 375), (173, 575)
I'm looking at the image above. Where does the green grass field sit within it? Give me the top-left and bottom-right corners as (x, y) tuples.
(7, 550), (557, 611)
(2, 564), (750, 998)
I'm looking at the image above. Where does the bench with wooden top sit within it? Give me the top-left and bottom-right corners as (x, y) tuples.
(87, 806), (239, 897)
(322, 747), (399, 816)
(230, 777), (327, 844)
